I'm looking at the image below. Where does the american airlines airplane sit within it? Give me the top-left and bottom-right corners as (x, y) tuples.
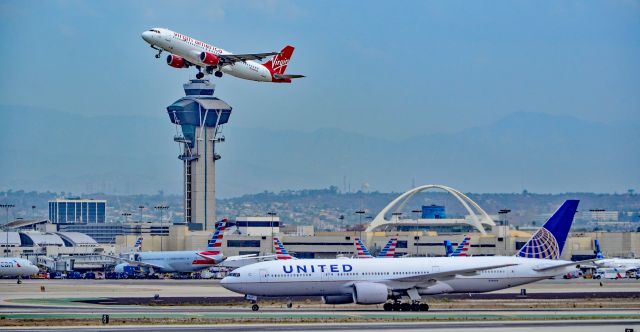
(141, 28), (304, 82)
(113, 219), (255, 274)
(0, 257), (39, 283)
(222, 200), (586, 311)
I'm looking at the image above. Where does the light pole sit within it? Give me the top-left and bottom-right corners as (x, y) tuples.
(31, 205), (36, 220)
(138, 205), (145, 223)
(1, 204), (15, 257)
(498, 209), (511, 253)
(355, 209), (365, 240)
(121, 212), (132, 223)
(412, 209), (421, 256)
(267, 212), (277, 253)
(154, 205), (169, 251)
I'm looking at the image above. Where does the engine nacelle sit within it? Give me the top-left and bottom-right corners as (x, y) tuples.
(166, 54), (188, 68)
(353, 282), (388, 304)
(200, 52), (220, 66)
(322, 295), (354, 305)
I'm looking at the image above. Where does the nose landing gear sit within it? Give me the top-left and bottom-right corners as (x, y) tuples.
(196, 72), (205, 79)
(215, 71), (223, 78)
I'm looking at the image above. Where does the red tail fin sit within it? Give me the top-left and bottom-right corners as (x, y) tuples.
(264, 45), (295, 75)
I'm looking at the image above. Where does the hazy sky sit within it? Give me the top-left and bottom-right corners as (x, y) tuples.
(0, 1), (638, 195)
(1, 1), (638, 137)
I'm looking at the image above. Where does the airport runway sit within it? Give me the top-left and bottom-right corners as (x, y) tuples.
(1, 278), (638, 330)
(3, 320), (640, 332)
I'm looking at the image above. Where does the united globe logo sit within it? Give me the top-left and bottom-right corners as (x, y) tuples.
(517, 227), (560, 259)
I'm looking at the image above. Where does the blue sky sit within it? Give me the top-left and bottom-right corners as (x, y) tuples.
(0, 1), (638, 194)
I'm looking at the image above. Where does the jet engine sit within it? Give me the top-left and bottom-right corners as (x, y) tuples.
(200, 52), (220, 66)
(166, 54), (188, 68)
(353, 282), (388, 304)
(322, 294), (353, 305)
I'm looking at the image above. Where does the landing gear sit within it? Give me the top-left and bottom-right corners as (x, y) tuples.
(214, 71), (223, 78)
(251, 304), (259, 311)
(196, 72), (204, 79)
(286, 301), (293, 309)
(151, 45), (162, 59)
(16, 277), (22, 284)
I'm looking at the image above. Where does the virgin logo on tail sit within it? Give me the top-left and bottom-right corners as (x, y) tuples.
(264, 45), (295, 75)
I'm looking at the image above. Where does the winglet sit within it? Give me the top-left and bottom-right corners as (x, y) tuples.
(517, 200), (579, 259)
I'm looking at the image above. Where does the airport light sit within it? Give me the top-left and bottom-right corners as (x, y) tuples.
(154, 205), (170, 251)
(138, 205), (145, 223)
(498, 209), (511, 253)
(121, 212), (132, 223)
(267, 212), (277, 253)
(1, 204), (15, 257)
(412, 209), (421, 256)
(31, 205), (36, 219)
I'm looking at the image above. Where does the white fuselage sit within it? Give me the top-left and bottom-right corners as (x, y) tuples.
(595, 258), (640, 270)
(117, 251), (219, 273)
(221, 256), (576, 298)
(142, 28), (273, 82)
(0, 258), (39, 277)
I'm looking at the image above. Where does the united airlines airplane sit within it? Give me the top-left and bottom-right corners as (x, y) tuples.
(141, 28), (304, 82)
(0, 257), (39, 283)
(222, 200), (585, 311)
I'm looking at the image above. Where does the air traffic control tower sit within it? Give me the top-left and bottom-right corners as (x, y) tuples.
(167, 80), (232, 231)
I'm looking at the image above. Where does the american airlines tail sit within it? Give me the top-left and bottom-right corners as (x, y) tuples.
(354, 238), (374, 258)
(200, 219), (227, 256)
(134, 237), (144, 251)
(378, 238), (398, 258)
(451, 235), (471, 257)
(273, 237), (295, 260)
(516, 200), (579, 260)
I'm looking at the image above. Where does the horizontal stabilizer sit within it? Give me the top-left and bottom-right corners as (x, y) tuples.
(273, 74), (305, 80)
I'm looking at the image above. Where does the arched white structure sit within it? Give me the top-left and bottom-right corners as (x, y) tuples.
(366, 184), (496, 234)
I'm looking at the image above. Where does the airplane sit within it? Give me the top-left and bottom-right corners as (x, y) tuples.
(221, 200), (588, 311)
(113, 219), (253, 274)
(141, 28), (305, 82)
(354, 238), (397, 258)
(592, 239), (640, 270)
(444, 235), (471, 257)
(0, 257), (39, 283)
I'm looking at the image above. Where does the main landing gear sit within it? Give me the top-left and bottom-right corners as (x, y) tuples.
(383, 300), (429, 312)
(196, 72), (205, 79)
(214, 71), (223, 78)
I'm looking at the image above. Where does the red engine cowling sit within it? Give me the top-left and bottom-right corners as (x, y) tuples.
(166, 54), (188, 68)
(200, 52), (220, 66)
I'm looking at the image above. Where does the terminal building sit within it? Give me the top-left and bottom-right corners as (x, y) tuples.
(48, 198), (107, 223)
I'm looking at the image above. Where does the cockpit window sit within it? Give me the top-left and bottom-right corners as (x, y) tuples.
(228, 272), (241, 277)
(148, 29), (161, 34)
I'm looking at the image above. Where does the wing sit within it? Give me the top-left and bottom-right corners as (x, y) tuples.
(391, 263), (518, 283)
(220, 52), (279, 64)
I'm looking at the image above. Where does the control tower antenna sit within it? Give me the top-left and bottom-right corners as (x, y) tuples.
(166, 79), (232, 231)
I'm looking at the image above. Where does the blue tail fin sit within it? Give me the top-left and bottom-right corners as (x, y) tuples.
(517, 200), (579, 259)
(444, 240), (453, 256)
(594, 239), (605, 259)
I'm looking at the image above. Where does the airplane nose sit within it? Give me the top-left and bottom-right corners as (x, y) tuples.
(141, 31), (152, 43)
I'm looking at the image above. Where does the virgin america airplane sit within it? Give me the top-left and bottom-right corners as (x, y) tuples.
(141, 28), (304, 83)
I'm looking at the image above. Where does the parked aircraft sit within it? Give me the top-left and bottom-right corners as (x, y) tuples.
(273, 237), (295, 260)
(0, 257), (39, 283)
(221, 200), (587, 311)
(354, 238), (397, 258)
(113, 219), (255, 274)
(141, 28), (304, 82)
(593, 239), (639, 270)
(446, 235), (471, 257)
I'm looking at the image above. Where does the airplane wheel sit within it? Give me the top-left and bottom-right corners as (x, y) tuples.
(215, 71), (223, 78)
(251, 304), (259, 311)
(419, 303), (429, 311)
(383, 303), (392, 311)
(155, 54), (160, 59)
(400, 303), (410, 311)
(410, 303), (420, 311)
(286, 302), (293, 309)
(392, 302), (401, 311)
(196, 72), (204, 79)
(17, 279), (22, 284)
